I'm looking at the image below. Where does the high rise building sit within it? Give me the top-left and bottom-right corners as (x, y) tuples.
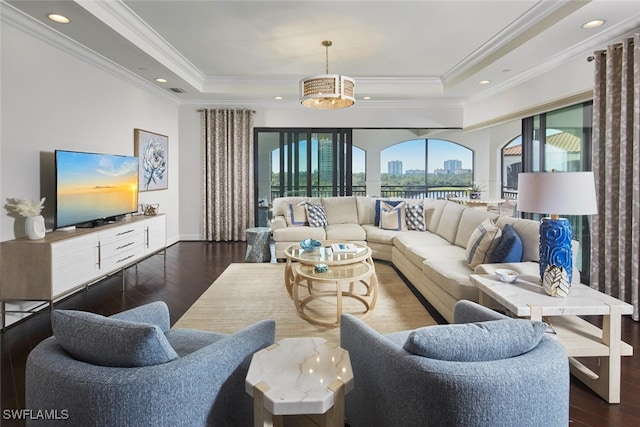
(388, 160), (403, 175)
(443, 159), (462, 174)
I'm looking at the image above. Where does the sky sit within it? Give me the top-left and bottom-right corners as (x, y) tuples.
(271, 138), (474, 174)
(371, 139), (473, 173)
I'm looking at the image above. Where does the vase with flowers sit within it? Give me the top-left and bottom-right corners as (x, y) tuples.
(5, 197), (47, 240)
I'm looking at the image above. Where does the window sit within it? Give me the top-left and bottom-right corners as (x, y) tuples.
(522, 102), (593, 281)
(255, 128), (353, 206)
(500, 136), (522, 199)
(380, 139), (473, 199)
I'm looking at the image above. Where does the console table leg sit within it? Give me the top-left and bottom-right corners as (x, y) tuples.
(567, 304), (623, 403)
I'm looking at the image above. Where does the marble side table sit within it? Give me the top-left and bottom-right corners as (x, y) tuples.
(246, 337), (354, 427)
(245, 227), (271, 263)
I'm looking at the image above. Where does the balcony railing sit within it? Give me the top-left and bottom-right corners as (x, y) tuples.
(271, 185), (471, 200)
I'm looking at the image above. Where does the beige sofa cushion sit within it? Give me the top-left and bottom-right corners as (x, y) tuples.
(422, 258), (478, 301)
(393, 231), (451, 253)
(322, 197), (358, 225)
(362, 225), (401, 245)
(496, 216), (540, 262)
(435, 202), (466, 243)
(454, 208), (498, 248)
(356, 197), (376, 225)
(424, 199), (446, 232)
(405, 245), (467, 270)
(325, 223), (366, 241)
(272, 225), (326, 242)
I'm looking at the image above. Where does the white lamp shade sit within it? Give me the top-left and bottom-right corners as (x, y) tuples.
(517, 171), (598, 216)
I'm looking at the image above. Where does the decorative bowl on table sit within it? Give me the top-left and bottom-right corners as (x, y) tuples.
(495, 269), (519, 283)
(300, 239), (322, 251)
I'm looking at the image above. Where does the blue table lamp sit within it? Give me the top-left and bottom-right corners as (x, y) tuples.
(517, 171), (598, 283)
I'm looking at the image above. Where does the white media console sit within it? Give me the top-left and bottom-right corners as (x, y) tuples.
(0, 214), (166, 330)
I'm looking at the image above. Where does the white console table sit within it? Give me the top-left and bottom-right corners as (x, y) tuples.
(0, 214), (166, 330)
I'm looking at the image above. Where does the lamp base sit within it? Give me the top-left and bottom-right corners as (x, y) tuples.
(539, 217), (573, 283)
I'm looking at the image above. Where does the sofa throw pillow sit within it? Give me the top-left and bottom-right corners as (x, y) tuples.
(490, 223), (523, 263)
(284, 202), (308, 226)
(379, 201), (406, 231)
(466, 218), (502, 269)
(305, 203), (329, 227)
(403, 318), (547, 362)
(52, 309), (179, 367)
(374, 199), (403, 226)
(405, 204), (425, 231)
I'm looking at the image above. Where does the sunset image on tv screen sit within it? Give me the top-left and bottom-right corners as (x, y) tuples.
(56, 151), (139, 227)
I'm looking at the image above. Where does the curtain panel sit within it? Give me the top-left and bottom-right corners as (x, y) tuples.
(201, 109), (256, 241)
(590, 34), (640, 321)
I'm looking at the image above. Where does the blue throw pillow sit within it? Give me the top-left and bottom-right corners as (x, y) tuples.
(52, 309), (179, 367)
(490, 223), (523, 263)
(374, 199), (403, 226)
(403, 318), (547, 362)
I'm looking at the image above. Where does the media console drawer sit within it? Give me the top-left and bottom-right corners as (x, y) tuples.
(99, 223), (145, 264)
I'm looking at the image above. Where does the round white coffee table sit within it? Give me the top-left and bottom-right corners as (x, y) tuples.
(284, 242), (378, 326)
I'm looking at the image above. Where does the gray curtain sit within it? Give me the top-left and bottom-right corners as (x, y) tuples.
(201, 109), (256, 241)
(590, 34), (639, 321)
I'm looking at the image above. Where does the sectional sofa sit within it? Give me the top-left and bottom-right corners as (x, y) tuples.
(271, 196), (578, 323)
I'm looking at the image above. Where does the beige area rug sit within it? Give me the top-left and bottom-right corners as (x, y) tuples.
(174, 262), (436, 344)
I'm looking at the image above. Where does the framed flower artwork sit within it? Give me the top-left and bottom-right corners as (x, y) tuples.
(134, 129), (168, 191)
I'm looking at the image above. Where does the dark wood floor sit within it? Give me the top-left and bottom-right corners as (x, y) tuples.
(1, 241), (638, 426)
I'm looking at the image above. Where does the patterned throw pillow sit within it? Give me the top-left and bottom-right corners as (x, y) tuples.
(284, 202), (308, 226)
(490, 223), (523, 263)
(374, 199), (403, 226)
(305, 203), (329, 227)
(466, 218), (502, 269)
(405, 204), (425, 231)
(379, 201), (406, 231)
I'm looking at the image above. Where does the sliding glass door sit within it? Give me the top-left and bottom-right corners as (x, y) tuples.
(522, 102), (593, 281)
(254, 128), (354, 224)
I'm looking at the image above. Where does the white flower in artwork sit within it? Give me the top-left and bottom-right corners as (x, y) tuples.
(142, 139), (166, 190)
(5, 197), (46, 217)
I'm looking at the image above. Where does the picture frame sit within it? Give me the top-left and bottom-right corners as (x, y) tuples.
(134, 129), (168, 191)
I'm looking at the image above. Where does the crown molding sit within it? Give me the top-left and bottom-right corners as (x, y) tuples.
(75, 0), (205, 90)
(466, 14), (640, 106)
(443, 0), (588, 88)
(180, 97), (464, 110)
(1, 2), (180, 105)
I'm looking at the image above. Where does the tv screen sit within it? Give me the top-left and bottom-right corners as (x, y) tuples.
(55, 150), (139, 229)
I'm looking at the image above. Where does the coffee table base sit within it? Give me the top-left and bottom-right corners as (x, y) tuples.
(293, 263), (378, 327)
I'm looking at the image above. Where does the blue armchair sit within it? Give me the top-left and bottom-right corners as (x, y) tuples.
(340, 300), (569, 427)
(25, 301), (275, 426)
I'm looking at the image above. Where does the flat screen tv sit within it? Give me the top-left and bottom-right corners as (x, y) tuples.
(55, 150), (139, 229)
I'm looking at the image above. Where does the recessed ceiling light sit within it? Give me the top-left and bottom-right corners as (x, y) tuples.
(47, 13), (70, 24)
(362, 96), (371, 100)
(582, 19), (605, 29)
(274, 96), (283, 100)
(478, 80), (491, 85)
(155, 78), (168, 83)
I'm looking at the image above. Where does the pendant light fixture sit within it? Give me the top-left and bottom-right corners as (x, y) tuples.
(300, 41), (355, 109)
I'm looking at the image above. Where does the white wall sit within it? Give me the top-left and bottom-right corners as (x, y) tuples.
(1, 16), (181, 244)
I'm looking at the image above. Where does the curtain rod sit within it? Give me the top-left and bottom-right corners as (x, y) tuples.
(587, 39), (635, 62)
